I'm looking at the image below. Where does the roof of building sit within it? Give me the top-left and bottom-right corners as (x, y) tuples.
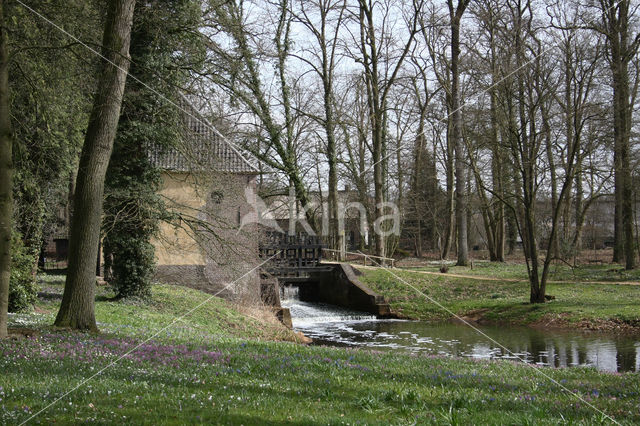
(149, 95), (259, 174)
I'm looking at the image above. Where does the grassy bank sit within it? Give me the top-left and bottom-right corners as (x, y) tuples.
(397, 261), (640, 283)
(358, 266), (640, 332)
(2, 275), (639, 424)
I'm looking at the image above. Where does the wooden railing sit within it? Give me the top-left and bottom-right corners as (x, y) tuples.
(259, 232), (326, 277)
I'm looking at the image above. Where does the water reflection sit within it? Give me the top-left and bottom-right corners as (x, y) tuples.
(281, 288), (640, 373)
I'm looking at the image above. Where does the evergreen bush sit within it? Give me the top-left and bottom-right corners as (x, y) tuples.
(9, 232), (38, 312)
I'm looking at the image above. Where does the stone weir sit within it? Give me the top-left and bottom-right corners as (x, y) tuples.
(278, 263), (393, 317)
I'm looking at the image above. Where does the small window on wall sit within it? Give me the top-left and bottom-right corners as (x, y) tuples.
(211, 191), (223, 204)
(237, 208), (242, 225)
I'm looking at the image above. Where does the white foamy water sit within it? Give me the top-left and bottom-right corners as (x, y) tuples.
(280, 286), (377, 327)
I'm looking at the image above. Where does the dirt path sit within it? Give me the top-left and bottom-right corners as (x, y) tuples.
(349, 263), (640, 286)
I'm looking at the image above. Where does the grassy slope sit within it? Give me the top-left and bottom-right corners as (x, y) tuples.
(359, 266), (640, 330)
(33, 275), (297, 342)
(1, 275), (639, 424)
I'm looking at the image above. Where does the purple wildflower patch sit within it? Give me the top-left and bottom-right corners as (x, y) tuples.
(0, 333), (228, 368)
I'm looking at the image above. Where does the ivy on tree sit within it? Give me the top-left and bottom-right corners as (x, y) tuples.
(103, 0), (204, 299)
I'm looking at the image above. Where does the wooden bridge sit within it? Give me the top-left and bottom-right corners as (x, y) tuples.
(258, 232), (331, 281)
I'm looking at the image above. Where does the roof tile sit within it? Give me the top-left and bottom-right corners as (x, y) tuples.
(149, 96), (258, 174)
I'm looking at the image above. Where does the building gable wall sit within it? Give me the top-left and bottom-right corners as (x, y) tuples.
(153, 170), (261, 303)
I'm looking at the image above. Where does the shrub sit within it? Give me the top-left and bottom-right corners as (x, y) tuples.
(9, 232), (38, 312)
(107, 233), (155, 300)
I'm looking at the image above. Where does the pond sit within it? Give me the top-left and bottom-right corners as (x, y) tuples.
(281, 286), (640, 373)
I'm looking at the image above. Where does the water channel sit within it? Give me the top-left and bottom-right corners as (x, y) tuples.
(281, 286), (640, 373)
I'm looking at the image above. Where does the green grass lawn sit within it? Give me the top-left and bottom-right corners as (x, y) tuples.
(359, 266), (640, 330)
(2, 275), (640, 424)
(400, 261), (640, 283)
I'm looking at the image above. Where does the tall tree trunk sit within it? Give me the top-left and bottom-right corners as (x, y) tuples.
(614, 48), (635, 269)
(441, 108), (455, 260)
(543, 101), (559, 258)
(448, 0), (470, 266)
(518, 72), (544, 303)
(465, 169), (473, 250)
(359, 0), (386, 260)
(613, 167), (624, 261)
(560, 44), (574, 255)
(488, 22), (505, 262)
(327, 131), (340, 252)
(0, 0), (12, 338)
(322, 39), (339, 252)
(573, 156), (584, 257)
(474, 0), (505, 262)
(615, 44), (635, 270)
(504, 100), (519, 256)
(357, 126), (373, 249)
(54, 0), (135, 331)
(411, 123), (424, 258)
(324, 81), (339, 251)
(373, 115), (385, 259)
(488, 92), (504, 261)
(612, 56), (625, 263)
(602, 0), (637, 268)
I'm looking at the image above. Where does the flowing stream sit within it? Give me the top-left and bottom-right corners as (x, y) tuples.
(281, 286), (640, 373)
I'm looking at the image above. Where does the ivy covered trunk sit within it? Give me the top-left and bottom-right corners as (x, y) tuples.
(0, 0), (12, 338)
(103, 0), (202, 299)
(55, 0), (136, 331)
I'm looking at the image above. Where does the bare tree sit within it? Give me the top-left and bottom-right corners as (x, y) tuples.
(447, 0), (471, 266)
(340, 74), (375, 247)
(202, 0), (315, 227)
(589, 0), (639, 269)
(55, 0), (136, 330)
(509, 1), (553, 303)
(291, 0), (347, 249)
(469, 0), (508, 261)
(407, 90), (440, 256)
(418, 5), (455, 259)
(551, 4), (604, 260)
(348, 0), (423, 258)
(497, 1), (582, 303)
